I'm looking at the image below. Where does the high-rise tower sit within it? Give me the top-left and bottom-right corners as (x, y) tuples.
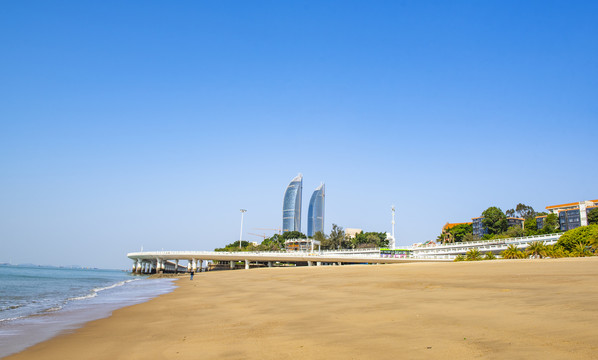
(282, 174), (303, 233)
(307, 183), (325, 237)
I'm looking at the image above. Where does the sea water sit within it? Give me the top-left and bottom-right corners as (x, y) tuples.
(0, 264), (176, 357)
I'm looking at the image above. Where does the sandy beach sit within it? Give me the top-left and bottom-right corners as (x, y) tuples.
(6, 258), (598, 359)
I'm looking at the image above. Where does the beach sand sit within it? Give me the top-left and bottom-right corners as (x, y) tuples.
(7, 258), (598, 359)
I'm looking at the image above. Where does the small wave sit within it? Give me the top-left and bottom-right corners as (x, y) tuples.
(68, 293), (98, 301)
(67, 278), (139, 302)
(0, 304), (24, 312)
(43, 306), (62, 313)
(0, 315), (26, 323)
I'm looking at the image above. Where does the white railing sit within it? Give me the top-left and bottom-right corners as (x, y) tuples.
(128, 233), (564, 262)
(416, 233), (562, 250)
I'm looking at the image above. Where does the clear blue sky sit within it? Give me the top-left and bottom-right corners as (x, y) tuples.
(1, 1), (596, 269)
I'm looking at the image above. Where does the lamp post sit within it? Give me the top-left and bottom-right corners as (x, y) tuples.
(239, 209), (247, 249)
(391, 205), (396, 249)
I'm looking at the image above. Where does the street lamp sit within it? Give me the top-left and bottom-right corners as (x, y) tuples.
(239, 209), (247, 249)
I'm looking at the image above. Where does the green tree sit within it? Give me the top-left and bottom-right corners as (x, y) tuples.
(515, 203), (536, 219)
(501, 244), (525, 259)
(466, 248), (482, 261)
(281, 231), (307, 240)
(454, 255), (466, 262)
(351, 231), (388, 248)
(313, 231), (327, 242)
(214, 240), (251, 252)
(523, 217), (538, 236)
(505, 226), (525, 238)
(462, 233), (478, 243)
(326, 224), (350, 249)
(261, 234), (284, 251)
(556, 225), (598, 252)
(540, 213), (559, 234)
(448, 224), (473, 243)
(482, 207), (508, 235)
(588, 208), (598, 225)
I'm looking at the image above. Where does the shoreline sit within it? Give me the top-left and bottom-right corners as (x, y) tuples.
(6, 258), (598, 359)
(0, 277), (176, 358)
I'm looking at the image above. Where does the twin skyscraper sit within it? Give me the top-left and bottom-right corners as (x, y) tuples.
(282, 173), (325, 237)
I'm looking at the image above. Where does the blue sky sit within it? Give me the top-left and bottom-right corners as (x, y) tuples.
(1, 1), (596, 269)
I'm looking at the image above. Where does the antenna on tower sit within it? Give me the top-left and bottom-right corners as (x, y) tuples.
(390, 205), (396, 249)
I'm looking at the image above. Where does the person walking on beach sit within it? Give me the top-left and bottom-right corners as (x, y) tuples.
(190, 270), (194, 280)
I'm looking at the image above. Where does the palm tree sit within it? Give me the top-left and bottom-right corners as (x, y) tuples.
(526, 241), (546, 259)
(570, 242), (593, 257)
(454, 255), (465, 262)
(443, 231), (454, 244)
(545, 245), (568, 258)
(501, 244), (525, 259)
(466, 248), (482, 261)
(484, 252), (496, 260)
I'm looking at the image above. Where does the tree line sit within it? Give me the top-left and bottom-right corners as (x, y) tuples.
(441, 203), (598, 243)
(455, 224), (598, 261)
(215, 224), (389, 252)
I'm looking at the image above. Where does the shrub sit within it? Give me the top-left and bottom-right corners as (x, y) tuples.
(466, 248), (482, 261)
(484, 252), (496, 260)
(556, 225), (598, 252)
(501, 244), (525, 259)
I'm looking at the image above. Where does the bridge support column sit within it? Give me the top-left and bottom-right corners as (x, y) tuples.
(245, 260), (249, 270)
(136, 259), (142, 274)
(338, 262), (342, 266)
(317, 262), (321, 266)
(230, 261), (235, 269)
(156, 258), (163, 274)
(187, 261), (192, 272)
(191, 259), (197, 273)
(308, 261), (313, 267)
(174, 259), (179, 273)
(268, 261), (273, 268)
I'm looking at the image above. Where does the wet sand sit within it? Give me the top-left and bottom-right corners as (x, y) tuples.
(7, 258), (598, 359)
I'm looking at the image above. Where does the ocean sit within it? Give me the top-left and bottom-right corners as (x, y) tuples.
(0, 264), (176, 357)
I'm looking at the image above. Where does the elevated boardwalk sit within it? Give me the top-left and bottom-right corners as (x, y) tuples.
(412, 233), (562, 257)
(127, 250), (451, 273)
(127, 233), (562, 274)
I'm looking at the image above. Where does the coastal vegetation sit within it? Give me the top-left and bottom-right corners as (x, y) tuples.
(308, 224), (389, 250)
(501, 244), (525, 259)
(465, 248), (482, 261)
(215, 224), (389, 251)
(556, 225), (598, 252)
(441, 203), (559, 244)
(454, 225), (598, 261)
(214, 231), (306, 252)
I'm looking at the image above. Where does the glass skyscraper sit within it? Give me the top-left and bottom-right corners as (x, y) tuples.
(307, 183), (325, 237)
(282, 174), (302, 233)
